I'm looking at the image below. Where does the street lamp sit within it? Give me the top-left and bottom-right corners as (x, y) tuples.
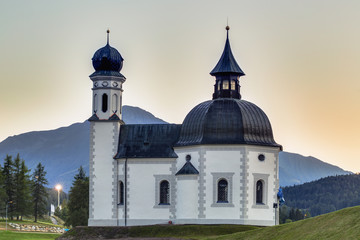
(55, 184), (62, 208)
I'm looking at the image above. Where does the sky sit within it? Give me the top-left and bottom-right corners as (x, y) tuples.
(0, 0), (359, 172)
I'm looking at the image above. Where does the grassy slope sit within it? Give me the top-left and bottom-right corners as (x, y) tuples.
(206, 206), (360, 240)
(0, 219), (62, 240)
(0, 219), (63, 228)
(0, 231), (60, 240)
(59, 225), (259, 239)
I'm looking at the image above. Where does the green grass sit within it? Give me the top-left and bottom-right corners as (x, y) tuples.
(0, 231), (60, 240)
(203, 206), (360, 240)
(60, 224), (259, 239)
(128, 224), (259, 238)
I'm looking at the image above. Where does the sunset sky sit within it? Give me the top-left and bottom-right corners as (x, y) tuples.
(0, 1), (359, 172)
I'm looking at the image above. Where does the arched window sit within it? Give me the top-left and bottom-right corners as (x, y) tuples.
(118, 181), (124, 205)
(112, 94), (118, 113)
(120, 95), (122, 114)
(159, 180), (170, 204)
(93, 94), (98, 112)
(217, 81), (221, 90)
(256, 180), (263, 204)
(102, 94), (108, 113)
(217, 179), (228, 202)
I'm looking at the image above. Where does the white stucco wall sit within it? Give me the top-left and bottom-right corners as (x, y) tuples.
(89, 122), (120, 226)
(118, 158), (175, 224)
(91, 141), (279, 226)
(204, 147), (243, 219)
(175, 150), (200, 173)
(174, 145), (279, 226)
(176, 176), (198, 219)
(246, 146), (279, 225)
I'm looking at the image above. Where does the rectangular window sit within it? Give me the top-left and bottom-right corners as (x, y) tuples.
(231, 80), (236, 90)
(222, 80), (229, 90)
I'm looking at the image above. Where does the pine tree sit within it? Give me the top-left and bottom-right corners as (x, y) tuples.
(295, 208), (304, 221)
(13, 154), (21, 220)
(13, 155), (32, 220)
(0, 163), (7, 217)
(3, 155), (15, 219)
(66, 166), (89, 227)
(289, 208), (296, 221)
(32, 163), (48, 222)
(59, 199), (69, 222)
(54, 206), (61, 218)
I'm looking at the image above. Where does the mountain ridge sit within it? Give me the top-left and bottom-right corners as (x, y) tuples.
(0, 105), (351, 191)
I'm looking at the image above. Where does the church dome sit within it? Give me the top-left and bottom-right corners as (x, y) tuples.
(92, 43), (124, 72)
(176, 98), (281, 148)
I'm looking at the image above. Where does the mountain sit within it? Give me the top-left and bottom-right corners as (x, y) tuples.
(279, 152), (352, 187)
(0, 106), (166, 191)
(0, 105), (351, 191)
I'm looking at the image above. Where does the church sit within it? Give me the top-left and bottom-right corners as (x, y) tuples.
(88, 27), (282, 227)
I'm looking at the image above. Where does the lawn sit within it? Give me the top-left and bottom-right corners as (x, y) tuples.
(202, 206), (360, 240)
(0, 231), (60, 240)
(58, 224), (259, 239)
(0, 219), (63, 240)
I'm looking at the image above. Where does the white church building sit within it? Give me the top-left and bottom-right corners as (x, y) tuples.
(88, 27), (282, 227)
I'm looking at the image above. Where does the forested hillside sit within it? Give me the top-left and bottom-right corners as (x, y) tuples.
(283, 174), (360, 217)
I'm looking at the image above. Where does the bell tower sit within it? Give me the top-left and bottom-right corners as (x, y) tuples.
(89, 30), (125, 121)
(88, 30), (125, 226)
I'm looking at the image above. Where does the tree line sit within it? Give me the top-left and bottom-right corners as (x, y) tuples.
(0, 154), (89, 227)
(55, 166), (89, 227)
(0, 154), (48, 222)
(280, 173), (360, 222)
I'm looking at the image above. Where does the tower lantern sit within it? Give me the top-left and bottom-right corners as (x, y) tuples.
(210, 26), (245, 100)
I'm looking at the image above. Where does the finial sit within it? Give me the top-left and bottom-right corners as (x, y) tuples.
(225, 25), (230, 39)
(106, 29), (110, 45)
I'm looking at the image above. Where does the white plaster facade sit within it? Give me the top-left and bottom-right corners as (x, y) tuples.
(89, 143), (280, 226)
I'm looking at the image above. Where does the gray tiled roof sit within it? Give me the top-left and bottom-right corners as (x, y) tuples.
(115, 124), (181, 159)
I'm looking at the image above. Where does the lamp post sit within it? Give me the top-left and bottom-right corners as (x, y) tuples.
(55, 184), (62, 208)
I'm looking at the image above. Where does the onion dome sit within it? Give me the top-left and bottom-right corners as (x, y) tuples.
(176, 98), (281, 149)
(92, 30), (124, 72)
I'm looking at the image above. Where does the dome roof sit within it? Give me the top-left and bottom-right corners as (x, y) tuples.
(92, 43), (124, 72)
(176, 98), (281, 148)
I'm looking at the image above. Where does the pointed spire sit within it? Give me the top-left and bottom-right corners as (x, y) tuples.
(106, 29), (110, 45)
(210, 26), (245, 76)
